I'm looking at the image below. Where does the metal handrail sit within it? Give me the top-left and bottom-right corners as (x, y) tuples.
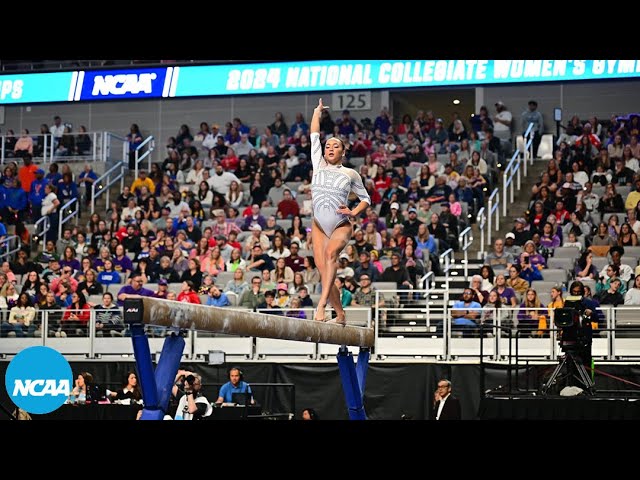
(476, 207), (486, 258)
(0, 235), (20, 262)
(486, 188), (499, 249)
(91, 161), (125, 215)
(58, 198), (79, 235)
(458, 226), (473, 279)
(438, 248), (454, 279)
(134, 136), (155, 178)
(502, 148), (522, 216)
(31, 215), (50, 248)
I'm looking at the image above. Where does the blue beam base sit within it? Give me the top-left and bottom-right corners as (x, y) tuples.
(130, 324), (185, 420)
(337, 346), (370, 420)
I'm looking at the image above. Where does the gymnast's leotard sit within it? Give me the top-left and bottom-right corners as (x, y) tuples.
(310, 132), (371, 237)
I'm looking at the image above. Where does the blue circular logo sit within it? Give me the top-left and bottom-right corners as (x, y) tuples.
(5, 346), (73, 414)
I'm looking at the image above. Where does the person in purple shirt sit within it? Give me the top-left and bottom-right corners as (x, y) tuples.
(59, 246), (81, 272)
(242, 204), (267, 231)
(112, 244), (133, 280)
(492, 274), (518, 308)
(516, 240), (546, 270)
(539, 222), (561, 249)
(116, 274), (155, 306)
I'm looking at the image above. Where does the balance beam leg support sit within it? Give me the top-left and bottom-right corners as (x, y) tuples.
(337, 346), (368, 420)
(356, 348), (370, 398)
(131, 324), (159, 411)
(153, 333), (186, 413)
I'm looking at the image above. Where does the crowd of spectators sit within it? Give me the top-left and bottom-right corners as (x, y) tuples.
(2, 106), (640, 338)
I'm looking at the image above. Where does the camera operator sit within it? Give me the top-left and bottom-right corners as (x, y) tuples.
(171, 370), (212, 420)
(562, 280), (603, 366)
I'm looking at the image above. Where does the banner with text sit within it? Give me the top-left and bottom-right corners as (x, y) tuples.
(1, 60), (639, 105)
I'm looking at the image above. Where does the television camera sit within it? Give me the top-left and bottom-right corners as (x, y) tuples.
(541, 286), (596, 395)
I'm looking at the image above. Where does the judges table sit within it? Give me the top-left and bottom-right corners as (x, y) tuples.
(31, 404), (142, 421)
(205, 405), (263, 420)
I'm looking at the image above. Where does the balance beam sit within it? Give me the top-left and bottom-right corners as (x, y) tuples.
(124, 296), (374, 348)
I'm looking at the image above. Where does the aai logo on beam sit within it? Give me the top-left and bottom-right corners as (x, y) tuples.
(5, 346), (72, 414)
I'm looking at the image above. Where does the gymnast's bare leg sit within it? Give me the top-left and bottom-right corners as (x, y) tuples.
(312, 220), (352, 324)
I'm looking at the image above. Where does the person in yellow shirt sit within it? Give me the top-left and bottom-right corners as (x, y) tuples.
(541, 285), (565, 337)
(131, 170), (156, 195)
(625, 178), (640, 211)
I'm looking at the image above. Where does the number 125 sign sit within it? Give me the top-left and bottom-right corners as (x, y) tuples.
(331, 91), (371, 111)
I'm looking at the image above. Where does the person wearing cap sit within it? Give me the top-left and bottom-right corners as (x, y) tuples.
(202, 124), (223, 151)
(243, 224), (270, 256)
(353, 250), (380, 282)
(286, 151), (312, 183)
(385, 202), (404, 230)
(503, 232), (520, 256)
(511, 217), (532, 247)
(152, 278), (170, 299)
(521, 100), (544, 158)
(273, 282), (291, 308)
(131, 169), (155, 196)
(493, 101), (512, 141)
(403, 206), (423, 238)
(309, 98), (371, 324)
(336, 252), (355, 279)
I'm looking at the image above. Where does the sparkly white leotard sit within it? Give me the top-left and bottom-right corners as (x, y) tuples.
(310, 132), (371, 237)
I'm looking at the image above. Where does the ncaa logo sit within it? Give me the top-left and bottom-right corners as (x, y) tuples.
(5, 346), (72, 414)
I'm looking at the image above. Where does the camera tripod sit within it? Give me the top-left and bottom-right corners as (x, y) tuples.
(541, 350), (595, 395)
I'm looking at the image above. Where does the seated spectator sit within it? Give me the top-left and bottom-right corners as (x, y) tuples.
(574, 251), (598, 281)
(624, 275), (640, 305)
(492, 274), (518, 308)
(14, 129), (33, 157)
(77, 269), (103, 298)
(2, 293), (36, 337)
(506, 264), (529, 297)
(94, 292), (124, 337)
(539, 222), (561, 249)
(595, 264), (627, 296)
(224, 269), (249, 296)
(450, 289), (481, 337)
(563, 231), (584, 253)
(205, 285), (230, 307)
(176, 280), (201, 304)
(481, 290), (503, 330)
(596, 277), (624, 307)
(116, 274), (155, 306)
(484, 238), (514, 271)
(517, 288), (546, 336)
(516, 240), (546, 270)
(255, 289), (283, 315)
(285, 296), (307, 319)
(61, 291), (91, 337)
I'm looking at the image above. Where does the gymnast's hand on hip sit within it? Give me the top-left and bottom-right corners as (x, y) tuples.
(336, 205), (352, 216)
